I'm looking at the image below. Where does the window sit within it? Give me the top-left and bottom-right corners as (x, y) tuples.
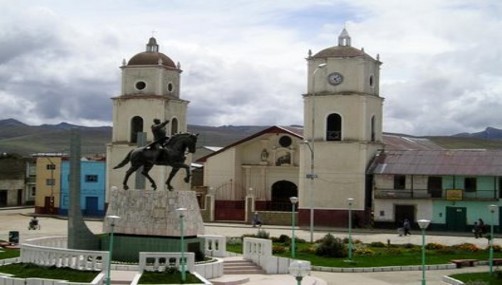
(46, 179), (55, 186)
(499, 177), (502, 199)
(428, 176), (442, 198)
(394, 175), (406, 190)
(130, 116), (144, 143)
(171, 118), (178, 135)
(31, 187), (36, 196)
(85, 175), (98, 182)
(278, 136), (292, 148)
(465, 177), (477, 192)
(46, 164), (56, 170)
(326, 113), (342, 141)
(371, 116), (376, 142)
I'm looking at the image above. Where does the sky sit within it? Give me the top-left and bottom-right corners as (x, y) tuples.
(1, 0), (502, 136)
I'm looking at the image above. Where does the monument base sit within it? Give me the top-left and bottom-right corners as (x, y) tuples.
(101, 234), (204, 262)
(103, 188), (206, 262)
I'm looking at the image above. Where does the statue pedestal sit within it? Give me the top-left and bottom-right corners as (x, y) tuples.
(104, 189), (205, 236)
(102, 189), (205, 262)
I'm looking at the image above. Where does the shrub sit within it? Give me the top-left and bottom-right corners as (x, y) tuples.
(452, 243), (480, 252)
(369, 241), (386, 248)
(354, 245), (375, 256)
(436, 247), (456, 255)
(425, 243), (446, 250)
(256, 229), (270, 239)
(315, 233), (347, 258)
(277, 234), (291, 244)
(272, 245), (287, 254)
(227, 237), (242, 245)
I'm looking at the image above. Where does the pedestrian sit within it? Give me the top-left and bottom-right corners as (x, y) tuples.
(473, 222), (482, 238)
(403, 219), (411, 236)
(252, 212), (262, 228)
(478, 218), (486, 236)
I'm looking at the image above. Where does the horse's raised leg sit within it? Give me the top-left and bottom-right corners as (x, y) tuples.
(165, 167), (181, 191)
(141, 163), (157, 190)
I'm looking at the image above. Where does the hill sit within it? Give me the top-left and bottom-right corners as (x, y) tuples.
(1, 119), (502, 158)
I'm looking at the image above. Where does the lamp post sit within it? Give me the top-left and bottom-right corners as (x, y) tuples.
(417, 219), (430, 285)
(290, 196), (298, 258)
(307, 62), (327, 243)
(347, 198), (354, 262)
(106, 215), (120, 285)
(176, 207), (187, 283)
(289, 260), (311, 285)
(488, 204), (497, 275)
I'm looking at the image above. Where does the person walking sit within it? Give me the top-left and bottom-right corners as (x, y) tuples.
(403, 218), (411, 236)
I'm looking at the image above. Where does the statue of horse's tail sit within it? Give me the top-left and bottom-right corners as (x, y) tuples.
(113, 150), (132, 169)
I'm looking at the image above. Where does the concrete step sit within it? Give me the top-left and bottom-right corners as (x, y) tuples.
(223, 259), (265, 275)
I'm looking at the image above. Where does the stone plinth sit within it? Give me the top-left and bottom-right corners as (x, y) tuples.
(103, 188), (205, 237)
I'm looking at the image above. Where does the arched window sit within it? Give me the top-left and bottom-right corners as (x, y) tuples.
(171, 118), (178, 135)
(271, 180), (298, 211)
(371, 115), (376, 142)
(326, 113), (342, 141)
(130, 116), (143, 143)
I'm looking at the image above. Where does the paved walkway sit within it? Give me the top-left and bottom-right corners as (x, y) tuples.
(1, 208), (499, 285)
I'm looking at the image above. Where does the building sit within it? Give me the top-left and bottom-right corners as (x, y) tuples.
(369, 149), (502, 232)
(197, 28), (501, 232)
(33, 154), (64, 214)
(0, 153), (29, 207)
(106, 37), (190, 197)
(59, 158), (106, 217)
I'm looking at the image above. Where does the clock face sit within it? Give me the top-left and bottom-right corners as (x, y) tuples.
(328, 72), (343, 86)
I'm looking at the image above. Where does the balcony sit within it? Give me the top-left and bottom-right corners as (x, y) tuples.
(374, 188), (498, 201)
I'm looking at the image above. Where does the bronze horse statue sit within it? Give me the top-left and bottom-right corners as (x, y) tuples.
(113, 133), (198, 191)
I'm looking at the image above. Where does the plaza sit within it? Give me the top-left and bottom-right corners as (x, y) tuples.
(0, 207), (497, 285)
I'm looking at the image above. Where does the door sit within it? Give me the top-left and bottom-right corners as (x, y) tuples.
(446, 206), (467, 232)
(85, 197), (99, 216)
(395, 204), (415, 228)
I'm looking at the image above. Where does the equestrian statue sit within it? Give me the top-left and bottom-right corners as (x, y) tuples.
(113, 125), (198, 191)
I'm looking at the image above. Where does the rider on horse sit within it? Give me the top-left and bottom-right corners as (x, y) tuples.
(147, 118), (170, 150)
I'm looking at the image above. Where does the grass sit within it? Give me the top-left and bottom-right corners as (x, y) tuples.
(0, 248), (20, 260)
(227, 238), (502, 268)
(0, 263), (98, 282)
(450, 271), (502, 285)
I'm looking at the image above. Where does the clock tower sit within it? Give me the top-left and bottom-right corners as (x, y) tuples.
(106, 37), (189, 196)
(299, 28), (384, 227)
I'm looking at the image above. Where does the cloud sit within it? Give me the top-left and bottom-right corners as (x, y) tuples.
(0, 0), (501, 136)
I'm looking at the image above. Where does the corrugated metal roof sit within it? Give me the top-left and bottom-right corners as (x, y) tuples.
(368, 149), (502, 176)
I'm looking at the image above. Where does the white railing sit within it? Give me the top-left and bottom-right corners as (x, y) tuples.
(22, 236), (68, 248)
(21, 237), (108, 271)
(200, 235), (226, 257)
(0, 272), (105, 285)
(243, 237), (306, 274)
(139, 252), (195, 273)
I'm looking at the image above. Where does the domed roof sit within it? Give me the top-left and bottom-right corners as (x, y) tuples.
(312, 28), (375, 60)
(127, 37), (176, 68)
(313, 45), (368, 58)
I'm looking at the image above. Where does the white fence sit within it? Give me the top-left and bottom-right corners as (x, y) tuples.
(243, 237), (304, 274)
(199, 234), (226, 257)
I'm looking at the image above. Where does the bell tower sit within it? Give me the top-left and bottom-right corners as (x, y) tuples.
(106, 37), (189, 195)
(299, 28), (384, 227)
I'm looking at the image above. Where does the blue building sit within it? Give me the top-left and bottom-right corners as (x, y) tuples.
(60, 158), (106, 217)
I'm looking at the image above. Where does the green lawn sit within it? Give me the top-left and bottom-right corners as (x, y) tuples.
(227, 237), (502, 268)
(450, 272), (502, 285)
(0, 248), (20, 260)
(0, 263), (98, 282)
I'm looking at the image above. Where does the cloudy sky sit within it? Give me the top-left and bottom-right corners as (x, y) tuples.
(1, 0), (501, 136)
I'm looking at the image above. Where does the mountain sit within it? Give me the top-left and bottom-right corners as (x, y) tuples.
(1, 119), (502, 158)
(453, 127), (502, 140)
(0, 119), (267, 158)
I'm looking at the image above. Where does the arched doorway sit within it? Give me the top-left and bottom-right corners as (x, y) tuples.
(271, 180), (298, 211)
